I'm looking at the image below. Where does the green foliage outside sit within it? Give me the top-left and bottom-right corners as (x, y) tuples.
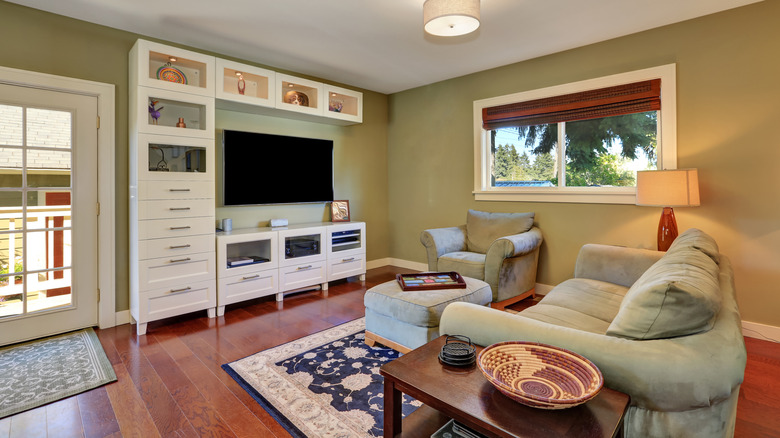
(492, 112), (656, 187)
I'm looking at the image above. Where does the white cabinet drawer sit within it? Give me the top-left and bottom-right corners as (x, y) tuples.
(328, 253), (366, 282)
(137, 279), (216, 323)
(138, 180), (213, 200)
(139, 235), (215, 260)
(138, 198), (214, 220)
(218, 269), (278, 307)
(139, 252), (216, 291)
(139, 216), (215, 240)
(279, 260), (326, 292)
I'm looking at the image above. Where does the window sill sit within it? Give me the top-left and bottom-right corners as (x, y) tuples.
(473, 187), (637, 204)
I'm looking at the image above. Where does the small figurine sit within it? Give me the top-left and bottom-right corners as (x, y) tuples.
(149, 99), (163, 124)
(237, 73), (246, 95)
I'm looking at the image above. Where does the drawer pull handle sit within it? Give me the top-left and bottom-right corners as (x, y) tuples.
(169, 188), (191, 192)
(169, 207), (191, 211)
(169, 244), (191, 249)
(169, 287), (192, 294)
(170, 226), (191, 230)
(170, 257), (191, 263)
(242, 274), (260, 280)
(342, 258), (355, 262)
(296, 265), (313, 271)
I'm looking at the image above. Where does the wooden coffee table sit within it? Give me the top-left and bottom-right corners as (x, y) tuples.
(380, 336), (630, 438)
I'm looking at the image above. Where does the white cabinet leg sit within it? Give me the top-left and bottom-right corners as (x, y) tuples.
(276, 292), (284, 302)
(322, 282), (328, 291)
(359, 273), (366, 281)
(136, 323), (147, 336)
(207, 308), (216, 318)
(217, 306), (225, 317)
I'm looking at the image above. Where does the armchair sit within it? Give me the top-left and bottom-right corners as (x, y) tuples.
(420, 210), (542, 309)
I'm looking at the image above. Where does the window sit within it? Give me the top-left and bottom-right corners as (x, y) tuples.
(473, 64), (676, 204)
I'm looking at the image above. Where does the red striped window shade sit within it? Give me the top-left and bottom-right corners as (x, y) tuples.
(482, 79), (661, 130)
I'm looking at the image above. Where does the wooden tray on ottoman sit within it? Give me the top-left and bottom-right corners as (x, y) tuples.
(396, 272), (467, 291)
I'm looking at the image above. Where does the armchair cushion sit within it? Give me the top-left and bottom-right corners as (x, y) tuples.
(466, 209), (534, 254)
(438, 252), (486, 280)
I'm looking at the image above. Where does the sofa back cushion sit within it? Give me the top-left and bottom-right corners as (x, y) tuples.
(606, 232), (722, 340)
(466, 210), (534, 254)
(666, 227), (720, 264)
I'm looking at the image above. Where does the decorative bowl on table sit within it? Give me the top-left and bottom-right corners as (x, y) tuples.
(476, 341), (603, 410)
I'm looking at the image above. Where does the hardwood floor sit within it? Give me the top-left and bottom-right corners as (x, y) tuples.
(0, 265), (777, 437)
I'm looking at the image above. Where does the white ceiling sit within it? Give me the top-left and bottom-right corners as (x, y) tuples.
(8, 0), (762, 94)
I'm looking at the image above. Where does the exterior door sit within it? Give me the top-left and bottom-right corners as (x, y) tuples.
(0, 83), (98, 345)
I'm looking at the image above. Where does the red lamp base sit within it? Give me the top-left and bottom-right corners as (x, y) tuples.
(657, 207), (678, 251)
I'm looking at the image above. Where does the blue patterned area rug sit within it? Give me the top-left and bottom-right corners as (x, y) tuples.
(222, 318), (421, 437)
(0, 328), (117, 419)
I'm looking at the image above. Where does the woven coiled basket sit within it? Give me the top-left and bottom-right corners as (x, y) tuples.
(477, 341), (603, 409)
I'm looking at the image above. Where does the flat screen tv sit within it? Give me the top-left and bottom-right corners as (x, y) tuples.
(222, 130), (334, 206)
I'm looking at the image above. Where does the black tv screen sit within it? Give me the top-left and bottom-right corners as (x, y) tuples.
(222, 130), (334, 205)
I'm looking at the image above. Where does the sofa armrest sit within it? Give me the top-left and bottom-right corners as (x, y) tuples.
(574, 244), (664, 288)
(420, 225), (467, 271)
(439, 301), (745, 412)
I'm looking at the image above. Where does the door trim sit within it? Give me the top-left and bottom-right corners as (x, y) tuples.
(0, 66), (116, 329)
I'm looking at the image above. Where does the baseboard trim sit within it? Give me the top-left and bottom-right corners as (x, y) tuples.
(367, 258), (427, 272)
(742, 320), (780, 343)
(115, 310), (131, 326)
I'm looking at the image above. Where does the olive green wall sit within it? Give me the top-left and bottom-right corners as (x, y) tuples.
(387, 1), (780, 329)
(0, 1), (389, 313)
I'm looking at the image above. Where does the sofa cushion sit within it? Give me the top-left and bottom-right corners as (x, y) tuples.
(520, 278), (629, 334)
(606, 247), (721, 340)
(466, 210), (534, 254)
(667, 228), (720, 264)
(438, 252), (486, 280)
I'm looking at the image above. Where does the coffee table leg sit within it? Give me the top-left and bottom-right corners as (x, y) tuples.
(384, 379), (402, 437)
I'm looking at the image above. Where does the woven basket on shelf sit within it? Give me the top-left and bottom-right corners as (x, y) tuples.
(476, 341), (603, 410)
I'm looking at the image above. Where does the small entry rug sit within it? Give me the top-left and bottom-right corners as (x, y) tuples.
(223, 318), (421, 437)
(0, 328), (117, 419)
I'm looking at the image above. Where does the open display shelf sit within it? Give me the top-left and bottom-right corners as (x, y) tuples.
(131, 39), (215, 97)
(215, 58), (276, 110)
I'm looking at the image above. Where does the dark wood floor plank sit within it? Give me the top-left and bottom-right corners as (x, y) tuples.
(77, 386), (121, 438)
(46, 396), (85, 438)
(103, 362), (161, 438)
(111, 324), (199, 438)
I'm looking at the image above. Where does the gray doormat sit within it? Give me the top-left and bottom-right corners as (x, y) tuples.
(0, 328), (117, 419)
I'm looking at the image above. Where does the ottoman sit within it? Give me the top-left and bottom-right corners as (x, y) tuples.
(363, 276), (492, 353)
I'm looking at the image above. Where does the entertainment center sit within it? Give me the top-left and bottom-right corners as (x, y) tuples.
(128, 39), (365, 335)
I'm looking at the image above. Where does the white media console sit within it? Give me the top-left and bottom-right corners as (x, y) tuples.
(216, 222), (366, 316)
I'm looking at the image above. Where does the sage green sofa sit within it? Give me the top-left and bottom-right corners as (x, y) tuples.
(420, 209), (542, 309)
(439, 228), (747, 438)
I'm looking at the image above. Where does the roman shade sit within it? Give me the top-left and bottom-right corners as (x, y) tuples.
(482, 79), (661, 130)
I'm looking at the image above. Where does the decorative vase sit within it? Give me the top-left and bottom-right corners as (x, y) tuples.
(176, 117), (186, 128)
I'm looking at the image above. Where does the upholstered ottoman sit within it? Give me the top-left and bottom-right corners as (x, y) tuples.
(363, 276), (492, 353)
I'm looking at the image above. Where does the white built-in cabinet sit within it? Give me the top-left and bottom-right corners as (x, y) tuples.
(216, 222), (366, 315)
(129, 38), (364, 334)
(129, 40), (218, 336)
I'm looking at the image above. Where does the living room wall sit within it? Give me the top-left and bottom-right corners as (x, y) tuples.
(0, 1), (390, 313)
(387, 0), (780, 330)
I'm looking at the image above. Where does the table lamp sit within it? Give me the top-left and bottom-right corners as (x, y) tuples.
(636, 169), (700, 251)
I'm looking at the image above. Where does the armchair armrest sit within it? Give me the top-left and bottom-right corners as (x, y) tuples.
(484, 227), (542, 301)
(420, 225), (467, 271)
(574, 244), (664, 288)
(440, 301), (745, 412)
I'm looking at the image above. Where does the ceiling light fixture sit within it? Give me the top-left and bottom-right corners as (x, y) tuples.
(423, 0), (480, 37)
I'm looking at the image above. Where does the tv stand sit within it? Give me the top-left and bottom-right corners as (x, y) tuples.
(216, 222), (365, 315)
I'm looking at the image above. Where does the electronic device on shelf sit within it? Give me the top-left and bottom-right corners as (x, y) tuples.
(285, 239), (319, 258)
(222, 130), (334, 206)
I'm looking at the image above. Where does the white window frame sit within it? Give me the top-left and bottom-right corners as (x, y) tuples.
(473, 64), (677, 204)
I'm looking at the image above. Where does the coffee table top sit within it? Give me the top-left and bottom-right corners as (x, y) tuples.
(380, 336), (630, 438)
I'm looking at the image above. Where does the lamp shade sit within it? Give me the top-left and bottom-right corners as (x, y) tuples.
(424, 0), (480, 37)
(636, 169), (700, 207)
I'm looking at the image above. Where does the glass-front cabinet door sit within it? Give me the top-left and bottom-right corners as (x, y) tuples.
(136, 134), (213, 181)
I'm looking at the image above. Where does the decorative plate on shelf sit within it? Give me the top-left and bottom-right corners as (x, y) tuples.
(156, 65), (188, 84)
(477, 341), (603, 410)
